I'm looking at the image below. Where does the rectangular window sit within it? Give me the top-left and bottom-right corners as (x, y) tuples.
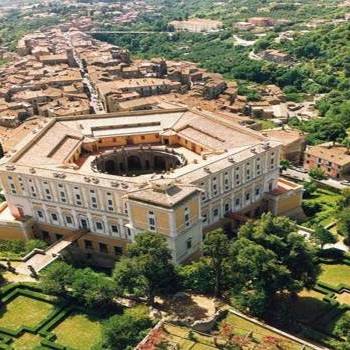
(184, 207), (190, 227)
(114, 246), (123, 256)
(111, 225), (119, 234)
(84, 240), (93, 250)
(96, 222), (103, 231)
(213, 208), (219, 217)
(187, 238), (192, 249)
(66, 216), (73, 224)
(51, 213), (58, 223)
(99, 243), (108, 253)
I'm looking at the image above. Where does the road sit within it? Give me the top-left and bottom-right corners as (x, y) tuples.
(233, 35), (256, 47)
(64, 32), (106, 114)
(283, 167), (348, 190)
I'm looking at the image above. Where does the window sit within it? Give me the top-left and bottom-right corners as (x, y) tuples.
(111, 225), (119, 235)
(51, 213), (59, 223)
(235, 198), (240, 207)
(213, 208), (219, 217)
(66, 216), (73, 225)
(245, 192), (250, 201)
(84, 240), (93, 250)
(224, 203), (230, 213)
(95, 221), (104, 232)
(60, 191), (66, 203)
(184, 207), (190, 227)
(55, 234), (63, 241)
(99, 243), (108, 254)
(30, 185), (37, 197)
(114, 246), (123, 256)
(186, 238), (192, 249)
(255, 188), (260, 196)
(202, 214), (208, 223)
(148, 211), (156, 231)
(37, 210), (44, 220)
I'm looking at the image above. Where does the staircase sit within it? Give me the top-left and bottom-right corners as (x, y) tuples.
(16, 230), (87, 276)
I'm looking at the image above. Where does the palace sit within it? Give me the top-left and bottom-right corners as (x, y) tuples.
(0, 108), (302, 264)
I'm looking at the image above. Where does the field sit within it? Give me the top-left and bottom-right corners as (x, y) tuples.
(0, 295), (54, 330)
(318, 263), (350, 288)
(52, 312), (102, 350)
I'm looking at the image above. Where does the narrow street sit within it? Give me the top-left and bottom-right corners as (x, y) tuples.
(64, 32), (106, 114)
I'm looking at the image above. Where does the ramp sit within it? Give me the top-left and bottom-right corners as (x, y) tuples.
(16, 231), (86, 276)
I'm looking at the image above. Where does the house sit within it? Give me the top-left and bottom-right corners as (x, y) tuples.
(304, 143), (350, 179)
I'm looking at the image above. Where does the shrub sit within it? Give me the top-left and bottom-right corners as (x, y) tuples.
(100, 313), (152, 350)
(309, 167), (326, 180)
(302, 201), (322, 217)
(317, 248), (345, 262)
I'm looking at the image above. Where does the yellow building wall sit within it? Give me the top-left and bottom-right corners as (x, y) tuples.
(175, 197), (199, 230)
(0, 223), (28, 240)
(36, 223), (128, 255)
(274, 191), (302, 215)
(129, 203), (170, 235)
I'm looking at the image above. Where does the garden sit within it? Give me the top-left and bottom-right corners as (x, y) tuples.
(285, 255), (350, 349)
(301, 186), (342, 228)
(140, 313), (315, 350)
(0, 282), (150, 350)
(0, 283), (105, 350)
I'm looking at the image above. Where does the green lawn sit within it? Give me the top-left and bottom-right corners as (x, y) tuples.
(53, 312), (102, 350)
(11, 332), (43, 350)
(319, 264), (350, 288)
(0, 295), (53, 330)
(302, 188), (342, 227)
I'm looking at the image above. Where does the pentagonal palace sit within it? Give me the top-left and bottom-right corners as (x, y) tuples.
(0, 107), (302, 264)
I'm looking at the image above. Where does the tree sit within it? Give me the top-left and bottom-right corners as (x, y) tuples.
(319, 122), (347, 145)
(309, 167), (326, 180)
(303, 180), (317, 198)
(279, 159), (290, 173)
(177, 257), (216, 294)
(203, 229), (230, 297)
(40, 261), (74, 296)
(70, 268), (115, 308)
(100, 312), (152, 350)
(113, 232), (178, 305)
(342, 137), (350, 155)
(338, 208), (350, 245)
(334, 312), (350, 342)
(229, 237), (292, 316)
(312, 226), (336, 248)
(237, 214), (319, 300)
(340, 188), (350, 208)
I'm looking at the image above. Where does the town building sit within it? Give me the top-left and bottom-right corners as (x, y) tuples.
(0, 108), (302, 265)
(259, 49), (292, 64)
(263, 128), (306, 165)
(304, 143), (350, 179)
(248, 17), (275, 27)
(169, 18), (223, 33)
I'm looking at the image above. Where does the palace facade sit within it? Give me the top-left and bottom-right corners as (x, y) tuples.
(0, 108), (302, 264)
